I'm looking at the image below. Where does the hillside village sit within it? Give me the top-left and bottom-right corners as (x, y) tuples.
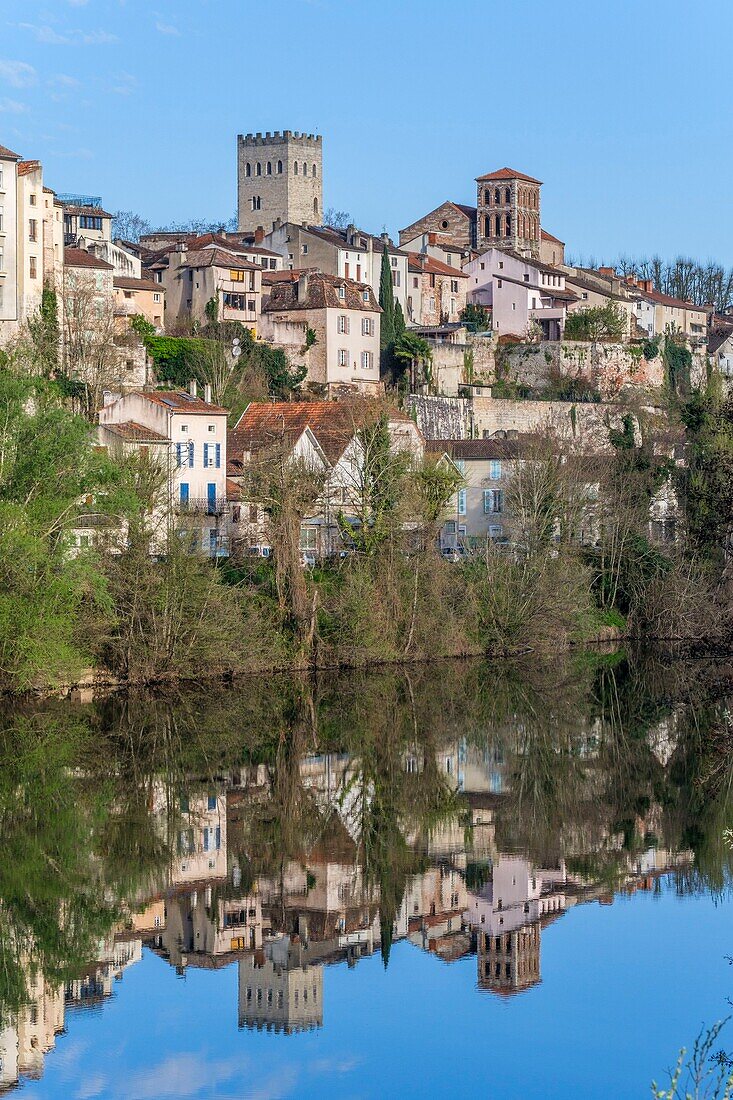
(0, 129), (726, 561)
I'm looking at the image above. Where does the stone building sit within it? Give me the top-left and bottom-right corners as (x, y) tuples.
(476, 168), (542, 257)
(399, 200), (477, 251)
(406, 252), (468, 327)
(259, 270), (381, 394)
(237, 130), (323, 235)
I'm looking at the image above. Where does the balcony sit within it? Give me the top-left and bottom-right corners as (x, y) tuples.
(176, 496), (228, 517)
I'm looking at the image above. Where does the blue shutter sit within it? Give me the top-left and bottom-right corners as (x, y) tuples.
(483, 490), (492, 514)
(176, 442), (183, 467)
(458, 489), (466, 515)
(203, 827), (209, 852)
(490, 460), (501, 480)
(215, 826), (221, 850)
(203, 443), (209, 468)
(188, 441), (194, 467)
(215, 443), (221, 469)
(180, 483), (189, 504)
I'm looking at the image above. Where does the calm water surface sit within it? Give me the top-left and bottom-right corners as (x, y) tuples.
(2, 656), (732, 1098)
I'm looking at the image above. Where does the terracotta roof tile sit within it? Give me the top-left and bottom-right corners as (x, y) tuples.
(17, 159), (41, 176)
(114, 275), (164, 292)
(181, 248), (260, 272)
(476, 167), (542, 184)
(229, 400), (413, 469)
(263, 272), (380, 314)
(0, 144), (21, 160)
(541, 229), (564, 245)
(101, 421), (170, 442)
(406, 253), (469, 278)
(139, 390), (229, 415)
(62, 204), (113, 218)
(64, 247), (114, 270)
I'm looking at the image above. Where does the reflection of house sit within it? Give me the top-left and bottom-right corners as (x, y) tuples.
(467, 855), (567, 996)
(159, 885), (265, 970)
(0, 971), (64, 1091)
(239, 938), (323, 1034)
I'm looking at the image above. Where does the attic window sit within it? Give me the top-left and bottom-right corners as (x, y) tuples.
(441, 220), (448, 229)
(338, 285), (346, 299)
(362, 290), (369, 302)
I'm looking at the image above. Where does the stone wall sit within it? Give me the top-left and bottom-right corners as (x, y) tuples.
(500, 341), (665, 398)
(408, 395), (470, 440)
(471, 396), (642, 450)
(428, 335), (496, 396)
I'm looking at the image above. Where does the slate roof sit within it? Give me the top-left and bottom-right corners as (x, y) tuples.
(64, 247), (114, 270)
(476, 167), (542, 184)
(263, 272), (381, 313)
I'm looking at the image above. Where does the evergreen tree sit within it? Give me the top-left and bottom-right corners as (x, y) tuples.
(393, 299), (406, 339)
(379, 246), (395, 350)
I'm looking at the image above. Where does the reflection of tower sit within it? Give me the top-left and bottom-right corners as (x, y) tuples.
(478, 925), (540, 994)
(238, 942), (323, 1035)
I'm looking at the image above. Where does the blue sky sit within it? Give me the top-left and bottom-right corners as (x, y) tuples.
(22, 885), (733, 1099)
(1, 0), (731, 263)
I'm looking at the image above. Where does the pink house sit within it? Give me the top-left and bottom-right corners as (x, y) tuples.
(463, 248), (578, 340)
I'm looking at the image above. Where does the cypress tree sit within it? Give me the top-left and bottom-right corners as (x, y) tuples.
(379, 246), (395, 350)
(393, 299), (406, 339)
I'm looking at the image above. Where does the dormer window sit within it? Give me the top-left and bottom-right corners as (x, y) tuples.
(338, 285), (346, 299)
(362, 290), (369, 302)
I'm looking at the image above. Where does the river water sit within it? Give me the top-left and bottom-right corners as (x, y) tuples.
(1, 655), (732, 1098)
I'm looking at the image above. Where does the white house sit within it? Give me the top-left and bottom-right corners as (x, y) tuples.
(99, 385), (230, 555)
(463, 247), (578, 340)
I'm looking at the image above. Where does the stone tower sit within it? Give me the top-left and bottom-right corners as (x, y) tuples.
(237, 130), (323, 235)
(475, 168), (542, 258)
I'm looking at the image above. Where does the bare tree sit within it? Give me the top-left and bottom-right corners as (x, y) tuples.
(62, 269), (127, 418)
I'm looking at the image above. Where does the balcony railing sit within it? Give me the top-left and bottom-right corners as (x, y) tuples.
(176, 496), (228, 517)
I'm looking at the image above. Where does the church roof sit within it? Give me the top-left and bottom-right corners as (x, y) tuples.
(476, 167), (543, 184)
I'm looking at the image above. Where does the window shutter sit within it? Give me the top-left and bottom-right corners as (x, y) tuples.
(188, 441), (194, 467)
(176, 442), (183, 467)
(215, 443), (221, 468)
(484, 490), (491, 514)
(203, 827), (209, 852)
(180, 483), (189, 504)
(204, 443), (209, 468)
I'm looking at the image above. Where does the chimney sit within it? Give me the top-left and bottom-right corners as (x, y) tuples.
(254, 226), (264, 244)
(204, 383), (212, 404)
(297, 271), (309, 303)
(428, 232), (436, 245)
(611, 276), (620, 295)
(189, 378), (197, 397)
(598, 266), (615, 277)
(175, 240), (188, 253)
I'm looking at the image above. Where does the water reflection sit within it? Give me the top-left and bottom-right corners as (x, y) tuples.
(0, 655), (731, 1093)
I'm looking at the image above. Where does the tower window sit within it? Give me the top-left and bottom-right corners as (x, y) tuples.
(494, 214), (501, 236)
(506, 215), (511, 236)
(312, 163), (317, 177)
(314, 197), (318, 214)
(256, 162), (261, 176)
(266, 161), (272, 175)
(494, 188), (500, 204)
(505, 187), (511, 203)
(251, 196), (261, 211)
(294, 162), (298, 175)
(484, 215), (491, 236)
(302, 162), (307, 175)
(277, 160), (283, 174)
(245, 163), (251, 178)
